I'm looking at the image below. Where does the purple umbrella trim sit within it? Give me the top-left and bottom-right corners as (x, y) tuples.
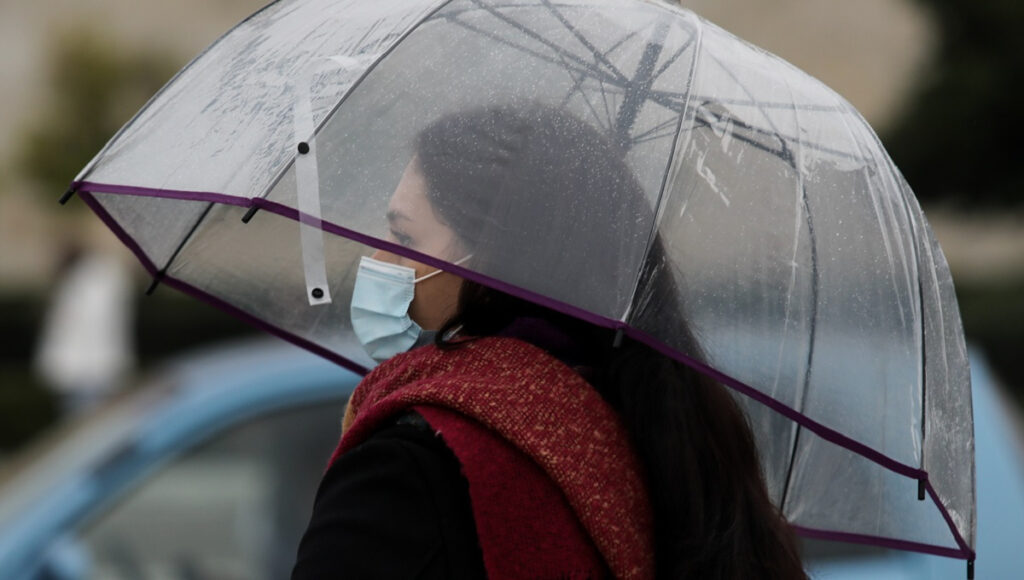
(74, 182), (975, 559)
(75, 181), (250, 207)
(793, 525), (968, 560)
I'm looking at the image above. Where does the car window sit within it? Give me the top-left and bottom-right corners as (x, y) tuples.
(77, 401), (343, 580)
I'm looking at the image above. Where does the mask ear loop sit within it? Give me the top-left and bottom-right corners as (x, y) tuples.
(413, 254), (473, 284)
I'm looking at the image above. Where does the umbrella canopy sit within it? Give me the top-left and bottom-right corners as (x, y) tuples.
(69, 0), (974, 563)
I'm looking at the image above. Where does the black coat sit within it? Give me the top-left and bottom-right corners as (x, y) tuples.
(291, 413), (487, 579)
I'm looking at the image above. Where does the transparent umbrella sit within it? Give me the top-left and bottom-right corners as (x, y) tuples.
(67, 0), (975, 568)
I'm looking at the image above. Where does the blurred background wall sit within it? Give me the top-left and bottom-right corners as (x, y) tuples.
(0, 0), (1021, 449)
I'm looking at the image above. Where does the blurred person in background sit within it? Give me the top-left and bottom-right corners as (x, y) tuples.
(33, 240), (135, 416)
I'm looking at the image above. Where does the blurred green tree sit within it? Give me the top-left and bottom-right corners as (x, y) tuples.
(17, 31), (177, 198)
(884, 0), (1024, 207)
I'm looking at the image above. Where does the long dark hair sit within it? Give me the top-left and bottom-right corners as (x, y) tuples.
(414, 104), (807, 579)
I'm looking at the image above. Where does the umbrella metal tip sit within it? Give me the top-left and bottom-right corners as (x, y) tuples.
(59, 187), (76, 205)
(241, 206), (259, 224)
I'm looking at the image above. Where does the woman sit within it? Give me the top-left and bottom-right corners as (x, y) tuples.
(292, 105), (808, 579)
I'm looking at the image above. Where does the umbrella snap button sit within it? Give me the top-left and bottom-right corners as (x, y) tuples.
(297, 142), (310, 154)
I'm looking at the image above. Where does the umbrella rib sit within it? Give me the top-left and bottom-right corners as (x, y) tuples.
(442, 13), (623, 86)
(651, 89), (865, 147)
(898, 183), (928, 482)
(602, 28), (643, 59)
(915, 217), (928, 484)
(630, 128), (679, 146)
(672, 48), (840, 164)
(562, 70), (613, 134)
(630, 116), (683, 143)
(835, 101), (928, 470)
(683, 52), (873, 164)
(553, 58), (622, 134)
(613, 21), (670, 149)
(557, 68), (591, 108)
(472, 8), (623, 135)
(830, 94), (929, 492)
(557, 28), (639, 104)
(441, 1), (545, 18)
(650, 34), (696, 83)
(675, 100), (873, 165)
(538, 0), (629, 83)
(679, 116), (790, 162)
(779, 183), (821, 514)
(676, 96), (852, 113)
(150, 201), (217, 286)
(767, 70), (820, 515)
(859, 120), (930, 479)
(620, 18), (703, 323)
(560, 27), (642, 128)
(548, 13), (644, 136)
(541, 33), (612, 132)
(614, 32), (698, 142)
(702, 49), (791, 140)
(465, 0), (626, 85)
(597, 78), (616, 132)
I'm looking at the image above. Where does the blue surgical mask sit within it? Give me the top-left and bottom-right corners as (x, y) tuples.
(349, 255), (470, 361)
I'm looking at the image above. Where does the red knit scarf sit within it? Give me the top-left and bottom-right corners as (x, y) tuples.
(332, 337), (655, 580)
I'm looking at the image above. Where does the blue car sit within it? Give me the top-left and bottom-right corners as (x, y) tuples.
(0, 339), (359, 580)
(0, 341), (1019, 579)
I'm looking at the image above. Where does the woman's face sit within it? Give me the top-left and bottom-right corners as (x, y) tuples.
(372, 158), (467, 331)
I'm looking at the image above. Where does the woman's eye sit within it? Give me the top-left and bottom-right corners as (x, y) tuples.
(390, 229), (413, 247)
